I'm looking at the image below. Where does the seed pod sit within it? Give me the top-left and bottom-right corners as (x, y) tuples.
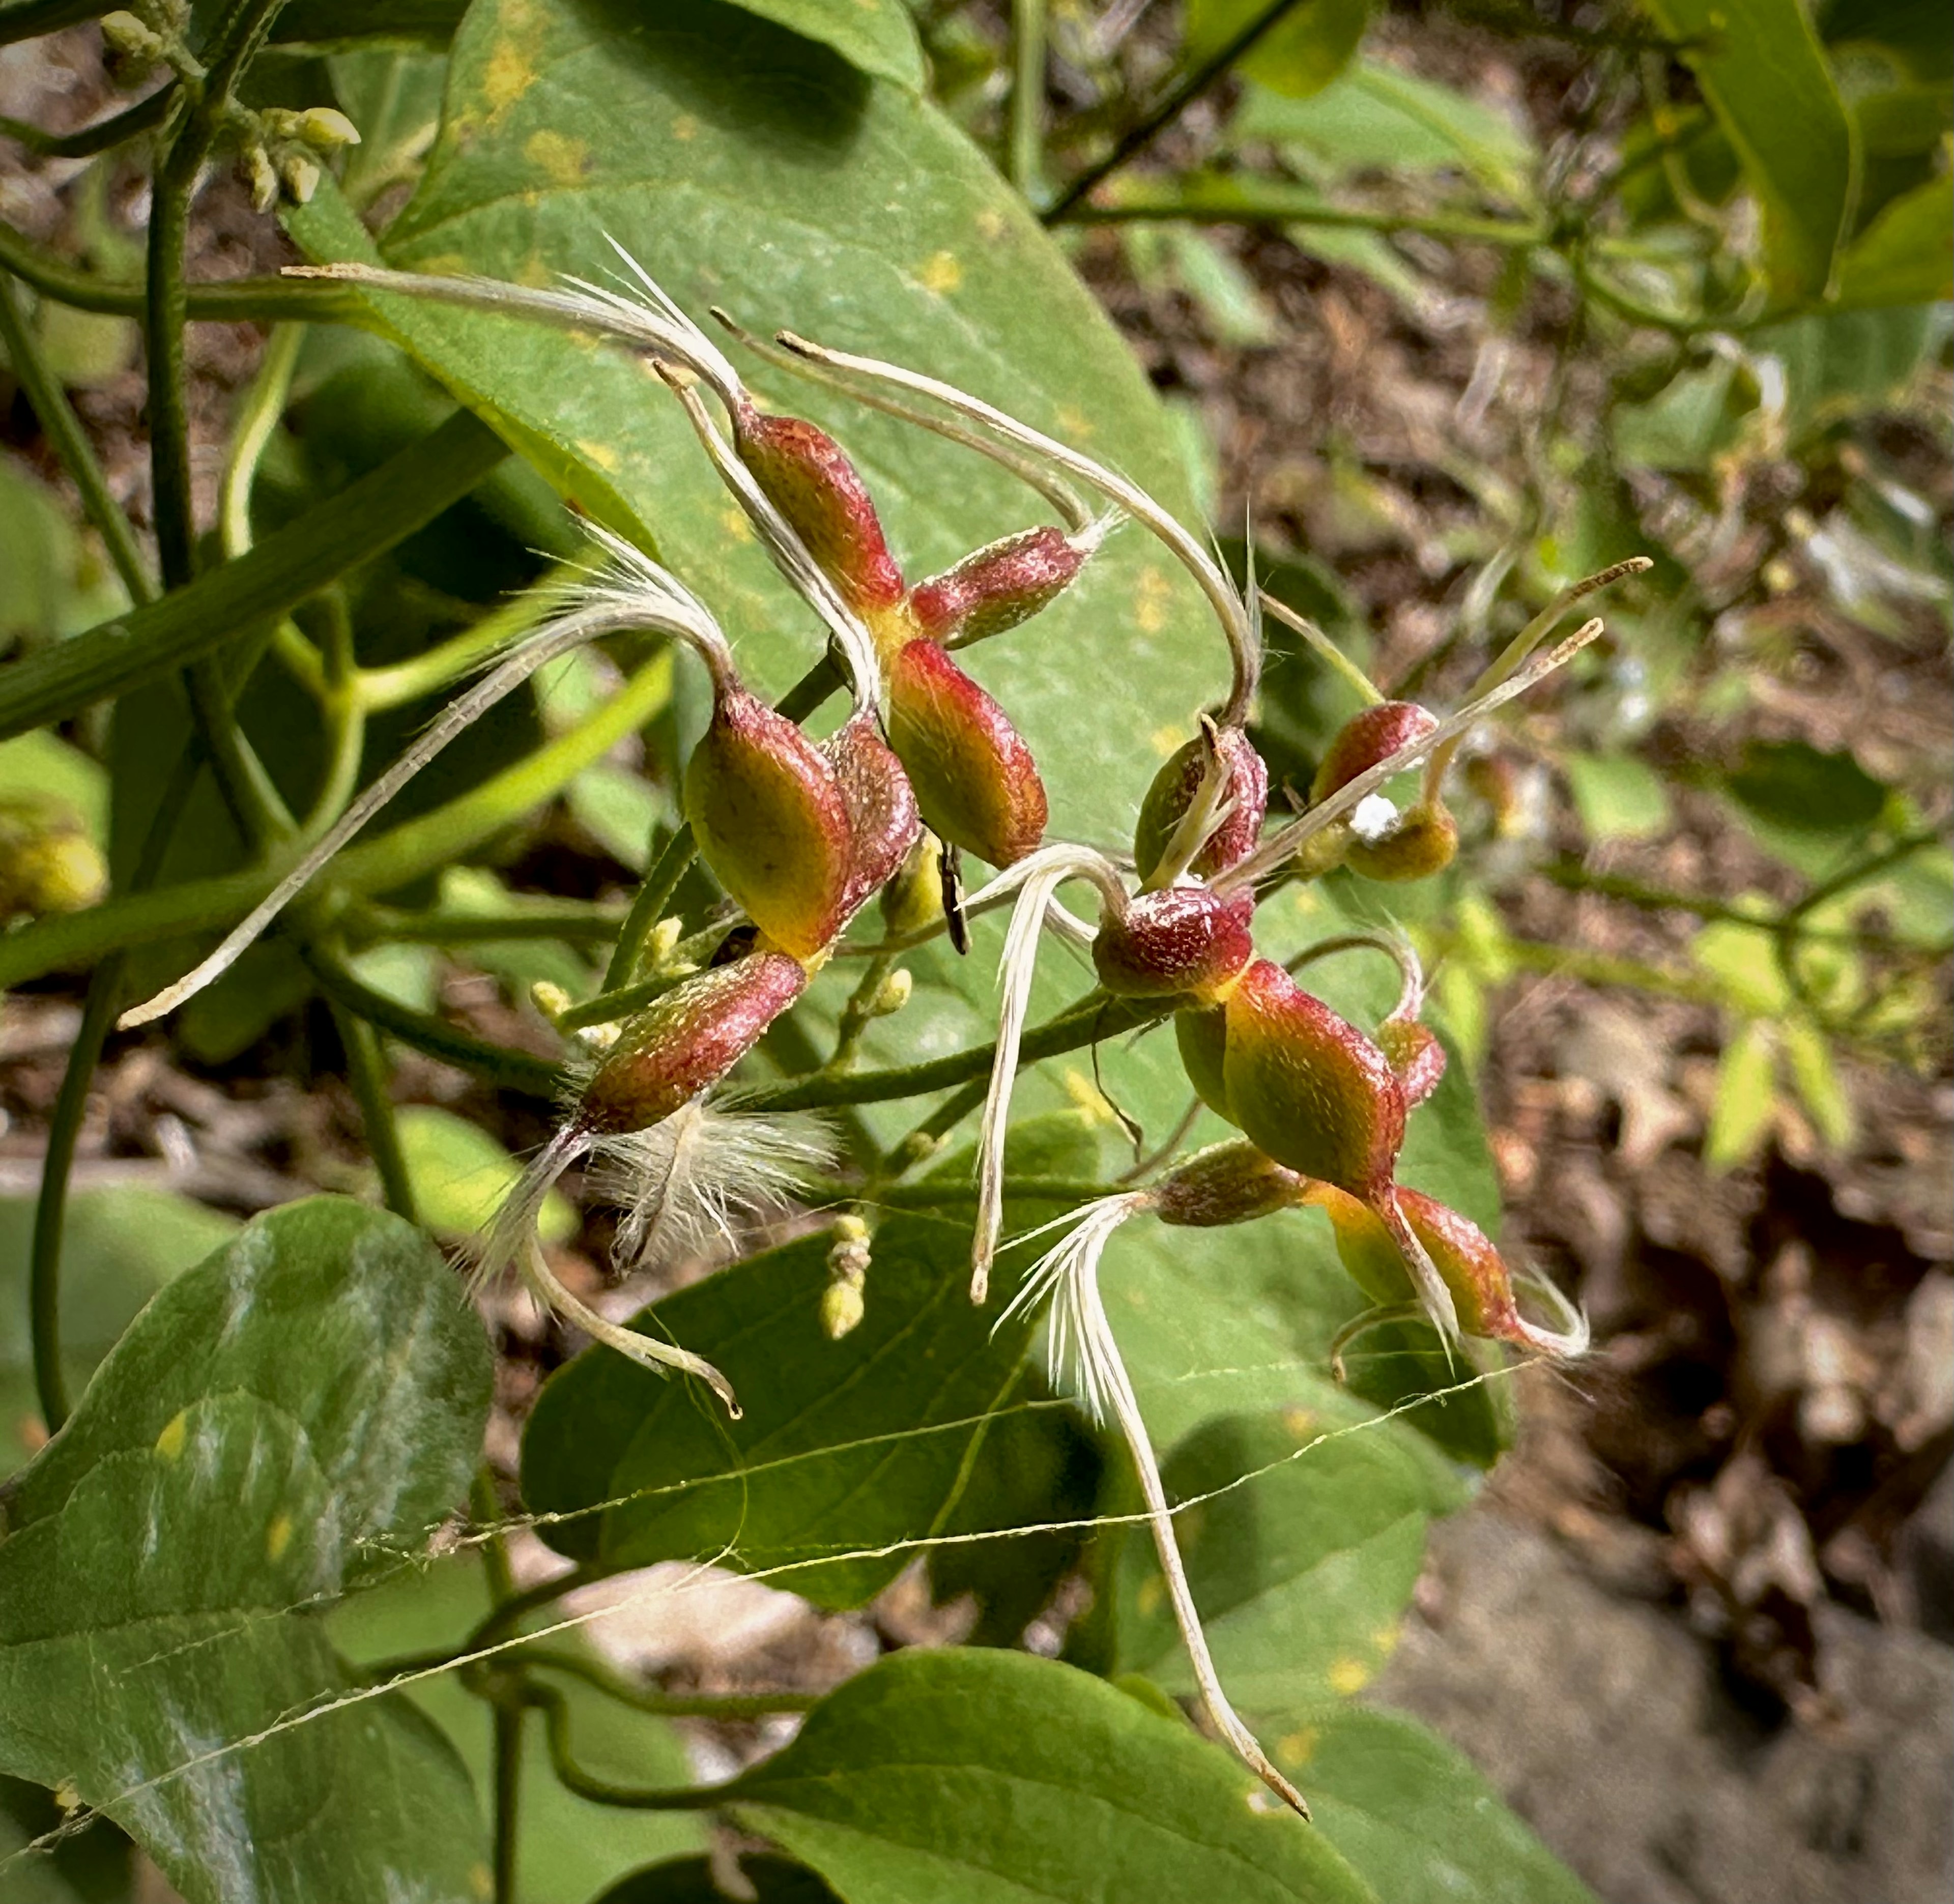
(732, 404), (905, 616)
(908, 527), (1087, 648)
(823, 710), (922, 923)
(885, 637), (1047, 867)
(683, 690), (853, 959)
(1155, 1141), (1307, 1228)
(578, 951), (807, 1135)
(1133, 726), (1270, 885)
(1345, 801), (1458, 882)
(1091, 886), (1253, 1001)
(1174, 959), (1406, 1202)
(1310, 701), (1440, 803)
(1376, 1017), (1447, 1108)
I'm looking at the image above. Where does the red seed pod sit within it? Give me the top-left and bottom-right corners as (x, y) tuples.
(1133, 726), (1270, 885)
(1091, 886), (1254, 1001)
(683, 689), (853, 960)
(1310, 701), (1440, 803)
(733, 403), (905, 615)
(885, 637), (1047, 867)
(1376, 1018), (1447, 1108)
(825, 710), (922, 922)
(907, 527), (1087, 648)
(1155, 1141), (1307, 1228)
(1345, 802), (1458, 883)
(577, 951), (808, 1135)
(1174, 959), (1406, 1202)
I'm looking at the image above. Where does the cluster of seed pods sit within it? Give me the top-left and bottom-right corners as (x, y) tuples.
(121, 244), (1645, 1818)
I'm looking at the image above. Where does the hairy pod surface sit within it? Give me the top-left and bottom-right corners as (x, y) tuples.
(907, 527), (1087, 647)
(733, 403), (905, 614)
(1175, 959), (1406, 1200)
(1310, 700), (1441, 802)
(885, 637), (1047, 866)
(825, 711), (922, 921)
(683, 689), (853, 959)
(1132, 727), (1270, 884)
(1155, 1140), (1307, 1228)
(1376, 1018), (1448, 1108)
(1091, 886), (1254, 1001)
(577, 952), (808, 1135)
(1345, 802), (1459, 882)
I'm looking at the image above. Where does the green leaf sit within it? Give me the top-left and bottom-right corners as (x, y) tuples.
(1715, 737), (1889, 877)
(1781, 1017), (1855, 1148)
(1189, 0), (1371, 102)
(1562, 751), (1672, 842)
(1289, 1706), (1600, 1903)
(721, 1648), (1377, 1903)
(1749, 305), (1941, 442)
(721, 0), (925, 90)
(286, 0), (1223, 856)
(1835, 174), (1954, 307)
(0, 455), (127, 653)
(0, 1198), (494, 1904)
(329, 1552), (706, 1902)
(596, 1854), (842, 1902)
(0, 1187), (239, 1476)
(1115, 1412), (1461, 1712)
(1637, 0), (1857, 304)
(0, 730), (108, 842)
(396, 1104), (578, 1244)
(1704, 1018), (1779, 1170)
(520, 1209), (1040, 1608)
(1610, 357), (1756, 473)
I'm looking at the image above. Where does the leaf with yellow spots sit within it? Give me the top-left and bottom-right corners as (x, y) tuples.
(0, 1198), (492, 1904)
(1113, 1408), (1461, 1716)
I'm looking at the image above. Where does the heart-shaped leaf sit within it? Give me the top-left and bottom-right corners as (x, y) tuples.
(721, 1648), (1378, 1902)
(0, 1198), (493, 1904)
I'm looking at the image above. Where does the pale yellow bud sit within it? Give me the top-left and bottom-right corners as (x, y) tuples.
(867, 967), (913, 1018)
(530, 979), (576, 1021)
(821, 1278), (865, 1340)
(296, 107), (361, 151)
(280, 151), (322, 206)
(246, 146), (279, 214)
(100, 12), (163, 60)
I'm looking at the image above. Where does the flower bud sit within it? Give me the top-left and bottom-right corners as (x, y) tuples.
(885, 638), (1047, 867)
(866, 967), (912, 1017)
(99, 11), (163, 61)
(880, 833), (945, 939)
(1310, 701), (1440, 804)
(1344, 801), (1457, 882)
(733, 405), (905, 616)
(1154, 1141), (1307, 1228)
(1132, 726), (1269, 885)
(1091, 886), (1253, 1002)
(295, 106), (361, 151)
(577, 951), (806, 1135)
(683, 690), (853, 959)
(279, 151), (322, 206)
(1376, 1018), (1447, 1107)
(824, 711), (921, 922)
(1174, 959), (1405, 1202)
(907, 527), (1087, 648)
(822, 1214), (871, 1340)
(246, 145), (280, 215)
(0, 816), (106, 921)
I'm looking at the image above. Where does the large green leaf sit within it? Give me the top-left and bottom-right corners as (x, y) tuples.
(1834, 175), (1954, 307)
(1294, 1707), (1599, 1904)
(1189, 0), (1371, 102)
(0, 1198), (493, 1904)
(722, 0), (924, 89)
(721, 1649), (1378, 1903)
(1115, 1413), (1462, 1713)
(286, 0), (1221, 855)
(520, 1182), (1070, 1607)
(1639, 0), (1857, 304)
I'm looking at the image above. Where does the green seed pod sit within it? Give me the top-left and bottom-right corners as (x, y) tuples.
(885, 637), (1047, 867)
(733, 404), (905, 616)
(1154, 1141), (1307, 1228)
(907, 527), (1087, 648)
(880, 833), (946, 939)
(1345, 801), (1458, 882)
(1091, 887), (1254, 1002)
(578, 951), (807, 1136)
(1174, 958), (1406, 1202)
(1133, 726), (1269, 885)
(683, 689), (853, 960)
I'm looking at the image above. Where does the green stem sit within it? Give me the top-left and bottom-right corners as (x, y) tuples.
(0, 82), (176, 157)
(0, 408), (509, 742)
(335, 1001), (418, 1222)
(808, 1175), (1118, 1210)
(520, 1681), (704, 1812)
(0, 214), (358, 322)
(601, 824), (695, 992)
(1008, 0), (1047, 196)
(1043, 0), (1314, 222)
(492, 1700), (525, 1904)
(1072, 178), (1549, 248)
(28, 744), (201, 1433)
(830, 954), (893, 1069)
(299, 942), (565, 1098)
(519, 1649), (821, 1721)
(0, 270), (152, 600)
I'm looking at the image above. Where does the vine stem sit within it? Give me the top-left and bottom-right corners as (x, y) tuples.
(334, 999), (418, 1223)
(602, 825), (696, 993)
(1008, 0), (1047, 196)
